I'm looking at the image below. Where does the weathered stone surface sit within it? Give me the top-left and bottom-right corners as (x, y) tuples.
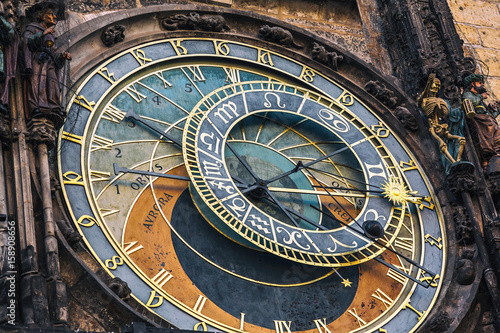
(449, 0), (500, 29)
(456, 23), (480, 45)
(475, 48), (500, 77)
(478, 27), (500, 49)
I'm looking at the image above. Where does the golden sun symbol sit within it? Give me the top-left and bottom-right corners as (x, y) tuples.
(381, 177), (410, 206)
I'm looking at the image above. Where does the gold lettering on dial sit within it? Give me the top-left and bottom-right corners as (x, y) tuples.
(73, 95), (96, 112)
(154, 72), (173, 88)
(151, 268), (174, 288)
(186, 66), (206, 82)
(313, 318), (331, 333)
(400, 159), (418, 172)
(299, 66), (316, 83)
(424, 234), (443, 249)
(61, 132), (83, 145)
(371, 122), (390, 138)
(347, 308), (366, 327)
(105, 255), (124, 270)
(371, 288), (395, 309)
(193, 295), (208, 313)
(130, 48), (152, 66)
(91, 135), (114, 151)
(224, 67), (240, 83)
(146, 290), (163, 308)
(386, 265), (409, 285)
(337, 90), (354, 106)
(213, 40), (230, 56)
(102, 104), (126, 123)
(125, 84), (147, 103)
(402, 300), (425, 320)
(170, 40), (187, 56)
(364, 162), (387, 180)
(62, 171), (84, 186)
(193, 322), (208, 331)
(100, 208), (119, 218)
(274, 320), (292, 333)
(416, 196), (435, 211)
(123, 241), (144, 256)
(394, 237), (414, 253)
(258, 49), (274, 66)
(98, 67), (117, 83)
(77, 215), (99, 228)
(239, 313), (246, 331)
(90, 170), (111, 182)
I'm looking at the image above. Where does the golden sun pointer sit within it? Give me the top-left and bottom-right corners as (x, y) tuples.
(382, 177), (410, 206)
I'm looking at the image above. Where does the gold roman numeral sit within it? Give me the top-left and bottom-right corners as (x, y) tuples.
(371, 288), (394, 309)
(151, 268), (174, 288)
(102, 104), (126, 123)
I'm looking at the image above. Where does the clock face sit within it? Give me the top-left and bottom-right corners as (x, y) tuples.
(59, 38), (446, 333)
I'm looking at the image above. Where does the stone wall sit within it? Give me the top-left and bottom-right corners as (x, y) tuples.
(448, 0), (500, 101)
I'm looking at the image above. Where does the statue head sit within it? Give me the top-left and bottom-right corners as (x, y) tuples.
(38, 8), (57, 28)
(463, 74), (485, 89)
(429, 78), (441, 95)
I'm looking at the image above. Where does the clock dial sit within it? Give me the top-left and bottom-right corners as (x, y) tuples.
(59, 38), (446, 332)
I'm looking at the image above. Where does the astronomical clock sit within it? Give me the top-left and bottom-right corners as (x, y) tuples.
(55, 6), (454, 333)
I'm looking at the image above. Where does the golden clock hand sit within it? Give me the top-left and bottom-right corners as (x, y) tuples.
(125, 109), (182, 147)
(113, 163), (190, 181)
(311, 204), (438, 287)
(263, 136), (370, 185)
(267, 186), (369, 198)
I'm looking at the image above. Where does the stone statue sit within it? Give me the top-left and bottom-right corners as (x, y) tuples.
(463, 74), (500, 168)
(258, 25), (303, 48)
(0, 2), (15, 114)
(22, 3), (71, 129)
(420, 74), (465, 165)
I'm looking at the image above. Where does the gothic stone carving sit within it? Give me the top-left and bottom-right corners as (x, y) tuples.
(162, 12), (230, 32)
(393, 106), (418, 131)
(258, 25), (303, 49)
(28, 118), (57, 146)
(311, 42), (343, 71)
(456, 249), (475, 285)
(101, 25), (125, 47)
(428, 311), (451, 333)
(364, 80), (398, 108)
(107, 277), (131, 300)
(453, 206), (474, 245)
(446, 162), (477, 197)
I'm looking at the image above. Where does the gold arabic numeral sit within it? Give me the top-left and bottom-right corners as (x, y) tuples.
(347, 308), (367, 328)
(186, 65), (206, 82)
(371, 288), (395, 310)
(105, 255), (124, 270)
(77, 215), (99, 228)
(98, 67), (117, 84)
(193, 295), (208, 313)
(364, 162), (388, 180)
(420, 271), (440, 287)
(151, 268), (174, 288)
(224, 67), (241, 84)
(61, 131), (83, 145)
(239, 313), (246, 331)
(257, 49), (274, 66)
(399, 159), (418, 172)
(299, 66), (316, 83)
(379, 329), (388, 333)
(313, 318), (332, 333)
(274, 320), (292, 333)
(125, 83), (147, 103)
(170, 40), (188, 56)
(130, 48), (152, 66)
(62, 171), (84, 186)
(386, 265), (409, 285)
(394, 237), (414, 254)
(154, 72), (173, 89)
(91, 135), (114, 152)
(402, 300), (425, 321)
(100, 208), (119, 218)
(73, 95), (96, 112)
(371, 122), (390, 138)
(336, 90), (354, 106)
(122, 240), (144, 256)
(90, 170), (111, 182)
(145, 290), (164, 308)
(102, 104), (126, 123)
(417, 196), (435, 211)
(193, 322), (208, 331)
(213, 40), (230, 56)
(424, 234), (443, 250)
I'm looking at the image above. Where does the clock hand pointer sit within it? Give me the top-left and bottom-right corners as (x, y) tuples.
(113, 163), (190, 181)
(225, 141), (260, 181)
(125, 109), (182, 147)
(310, 205), (437, 287)
(264, 137), (369, 185)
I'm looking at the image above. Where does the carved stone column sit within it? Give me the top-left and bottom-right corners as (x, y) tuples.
(29, 118), (68, 326)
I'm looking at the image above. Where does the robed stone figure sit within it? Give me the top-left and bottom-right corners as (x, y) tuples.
(22, 5), (70, 129)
